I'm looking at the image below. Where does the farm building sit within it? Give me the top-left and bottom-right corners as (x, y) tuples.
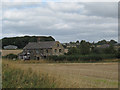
(18, 41), (65, 60)
(4, 45), (18, 50)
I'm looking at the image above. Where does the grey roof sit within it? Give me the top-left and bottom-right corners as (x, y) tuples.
(4, 45), (18, 49)
(98, 44), (110, 48)
(114, 43), (120, 46)
(23, 41), (57, 49)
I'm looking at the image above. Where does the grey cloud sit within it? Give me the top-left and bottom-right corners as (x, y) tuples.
(2, 2), (118, 43)
(83, 2), (118, 18)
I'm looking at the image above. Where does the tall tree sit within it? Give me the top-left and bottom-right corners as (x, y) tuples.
(104, 45), (116, 54)
(97, 40), (108, 45)
(79, 40), (90, 55)
(67, 47), (80, 55)
(109, 40), (117, 45)
(2, 36), (55, 49)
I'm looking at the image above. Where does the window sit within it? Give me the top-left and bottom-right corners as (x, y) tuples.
(46, 49), (48, 53)
(59, 49), (62, 52)
(36, 50), (39, 54)
(57, 44), (59, 47)
(36, 57), (39, 60)
(55, 49), (57, 53)
(40, 49), (43, 52)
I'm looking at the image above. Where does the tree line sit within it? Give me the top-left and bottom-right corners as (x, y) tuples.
(66, 40), (118, 55)
(48, 40), (120, 62)
(1, 36), (55, 49)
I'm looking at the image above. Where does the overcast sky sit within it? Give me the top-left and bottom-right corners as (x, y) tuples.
(2, 2), (118, 43)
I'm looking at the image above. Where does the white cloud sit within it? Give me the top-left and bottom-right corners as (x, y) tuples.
(3, 0), (119, 2)
(2, 2), (118, 42)
(3, 0), (42, 2)
(48, 2), (85, 12)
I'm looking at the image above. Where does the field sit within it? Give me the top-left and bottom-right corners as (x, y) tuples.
(2, 50), (22, 56)
(2, 59), (118, 88)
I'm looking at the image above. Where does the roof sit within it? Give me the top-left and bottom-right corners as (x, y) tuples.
(97, 44), (110, 48)
(113, 43), (120, 46)
(4, 45), (18, 49)
(23, 41), (57, 49)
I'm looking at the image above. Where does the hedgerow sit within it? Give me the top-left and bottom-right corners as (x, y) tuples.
(47, 54), (116, 62)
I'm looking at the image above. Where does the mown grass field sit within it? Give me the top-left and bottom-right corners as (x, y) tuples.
(2, 59), (118, 88)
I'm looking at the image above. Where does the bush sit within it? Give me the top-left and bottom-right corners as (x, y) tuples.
(4, 54), (18, 59)
(47, 54), (116, 62)
(116, 53), (120, 58)
(115, 47), (120, 58)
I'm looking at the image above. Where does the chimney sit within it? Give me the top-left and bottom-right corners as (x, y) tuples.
(37, 37), (41, 42)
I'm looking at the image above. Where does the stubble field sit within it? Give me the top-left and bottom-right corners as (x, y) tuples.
(2, 59), (118, 88)
(2, 50), (22, 56)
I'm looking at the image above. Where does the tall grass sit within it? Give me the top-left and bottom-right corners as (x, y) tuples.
(2, 60), (56, 88)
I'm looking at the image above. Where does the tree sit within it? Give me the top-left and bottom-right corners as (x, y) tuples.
(109, 40), (117, 45)
(67, 47), (80, 55)
(104, 45), (116, 54)
(76, 40), (79, 43)
(116, 47), (120, 58)
(79, 40), (90, 55)
(2, 36), (55, 49)
(92, 48), (102, 54)
(97, 40), (107, 45)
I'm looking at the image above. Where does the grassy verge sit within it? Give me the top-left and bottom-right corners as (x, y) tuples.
(2, 60), (56, 88)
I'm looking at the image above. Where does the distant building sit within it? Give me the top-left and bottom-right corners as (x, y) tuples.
(62, 42), (80, 48)
(18, 41), (65, 60)
(4, 45), (18, 50)
(96, 44), (110, 48)
(64, 49), (68, 53)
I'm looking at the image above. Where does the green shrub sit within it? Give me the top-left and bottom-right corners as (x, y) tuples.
(47, 54), (116, 62)
(4, 54), (18, 59)
(115, 47), (120, 59)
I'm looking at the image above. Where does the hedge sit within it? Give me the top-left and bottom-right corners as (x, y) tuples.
(3, 54), (18, 59)
(47, 54), (116, 62)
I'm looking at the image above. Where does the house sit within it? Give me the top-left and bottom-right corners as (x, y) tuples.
(4, 45), (18, 50)
(18, 41), (65, 60)
(62, 43), (78, 48)
(96, 44), (110, 48)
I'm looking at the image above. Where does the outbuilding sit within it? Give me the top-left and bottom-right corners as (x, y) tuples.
(4, 45), (18, 50)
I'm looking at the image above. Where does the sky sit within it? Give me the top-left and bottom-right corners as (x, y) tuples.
(1, 1), (118, 43)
